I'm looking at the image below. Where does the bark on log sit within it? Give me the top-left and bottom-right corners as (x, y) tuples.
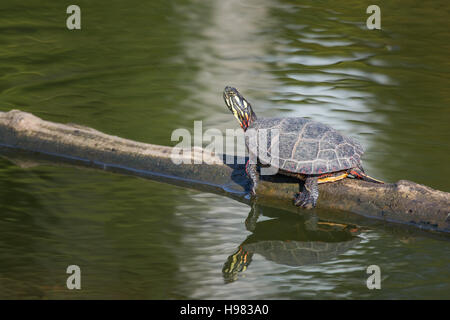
(0, 109), (449, 234)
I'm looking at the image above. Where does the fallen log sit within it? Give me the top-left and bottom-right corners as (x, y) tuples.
(0, 109), (449, 234)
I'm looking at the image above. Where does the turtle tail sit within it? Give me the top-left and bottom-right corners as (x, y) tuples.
(348, 168), (384, 184)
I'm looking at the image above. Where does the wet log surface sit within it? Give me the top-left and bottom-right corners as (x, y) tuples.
(0, 109), (449, 234)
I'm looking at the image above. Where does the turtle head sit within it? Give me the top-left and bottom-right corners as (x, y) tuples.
(223, 86), (257, 131)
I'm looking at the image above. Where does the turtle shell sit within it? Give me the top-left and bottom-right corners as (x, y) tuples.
(246, 117), (364, 174)
(242, 237), (361, 266)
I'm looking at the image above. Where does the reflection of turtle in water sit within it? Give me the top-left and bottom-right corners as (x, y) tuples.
(222, 207), (361, 283)
(223, 86), (383, 208)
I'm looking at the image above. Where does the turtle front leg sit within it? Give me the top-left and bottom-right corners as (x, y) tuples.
(294, 176), (319, 209)
(245, 200), (261, 232)
(245, 160), (259, 195)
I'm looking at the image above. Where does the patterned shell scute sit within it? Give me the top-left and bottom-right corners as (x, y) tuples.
(247, 117), (364, 174)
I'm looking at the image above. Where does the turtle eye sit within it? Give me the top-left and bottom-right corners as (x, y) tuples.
(223, 94), (232, 109)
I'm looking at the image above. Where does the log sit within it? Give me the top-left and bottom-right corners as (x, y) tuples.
(0, 109), (449, 234)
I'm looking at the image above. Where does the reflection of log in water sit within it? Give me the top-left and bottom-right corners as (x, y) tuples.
(0, 110), (449, 234)
(222, 207), (362, 283)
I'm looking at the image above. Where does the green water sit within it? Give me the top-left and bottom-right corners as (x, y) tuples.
(0, 0), (449, 299)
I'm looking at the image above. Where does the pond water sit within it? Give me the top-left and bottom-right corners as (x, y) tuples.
(0, 0), (449, 299)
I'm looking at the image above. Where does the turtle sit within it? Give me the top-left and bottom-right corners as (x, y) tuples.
(222, 210), (362, 282)
(223, 86), (383, 208)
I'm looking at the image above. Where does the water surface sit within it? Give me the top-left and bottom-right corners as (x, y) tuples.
(0, 0), (449, 299)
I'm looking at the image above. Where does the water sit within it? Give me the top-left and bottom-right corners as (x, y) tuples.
(0, 0), (449, 299)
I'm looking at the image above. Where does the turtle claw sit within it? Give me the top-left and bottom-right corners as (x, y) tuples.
(294, 177), (319, 209)
(245, 184), (257, 199)
(293, 192), (316, 209)
(250, 186), (257, 197)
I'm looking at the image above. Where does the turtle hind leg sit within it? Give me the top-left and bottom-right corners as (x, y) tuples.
(294, 176), (319, 209)
(348, 167), (384, 184)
